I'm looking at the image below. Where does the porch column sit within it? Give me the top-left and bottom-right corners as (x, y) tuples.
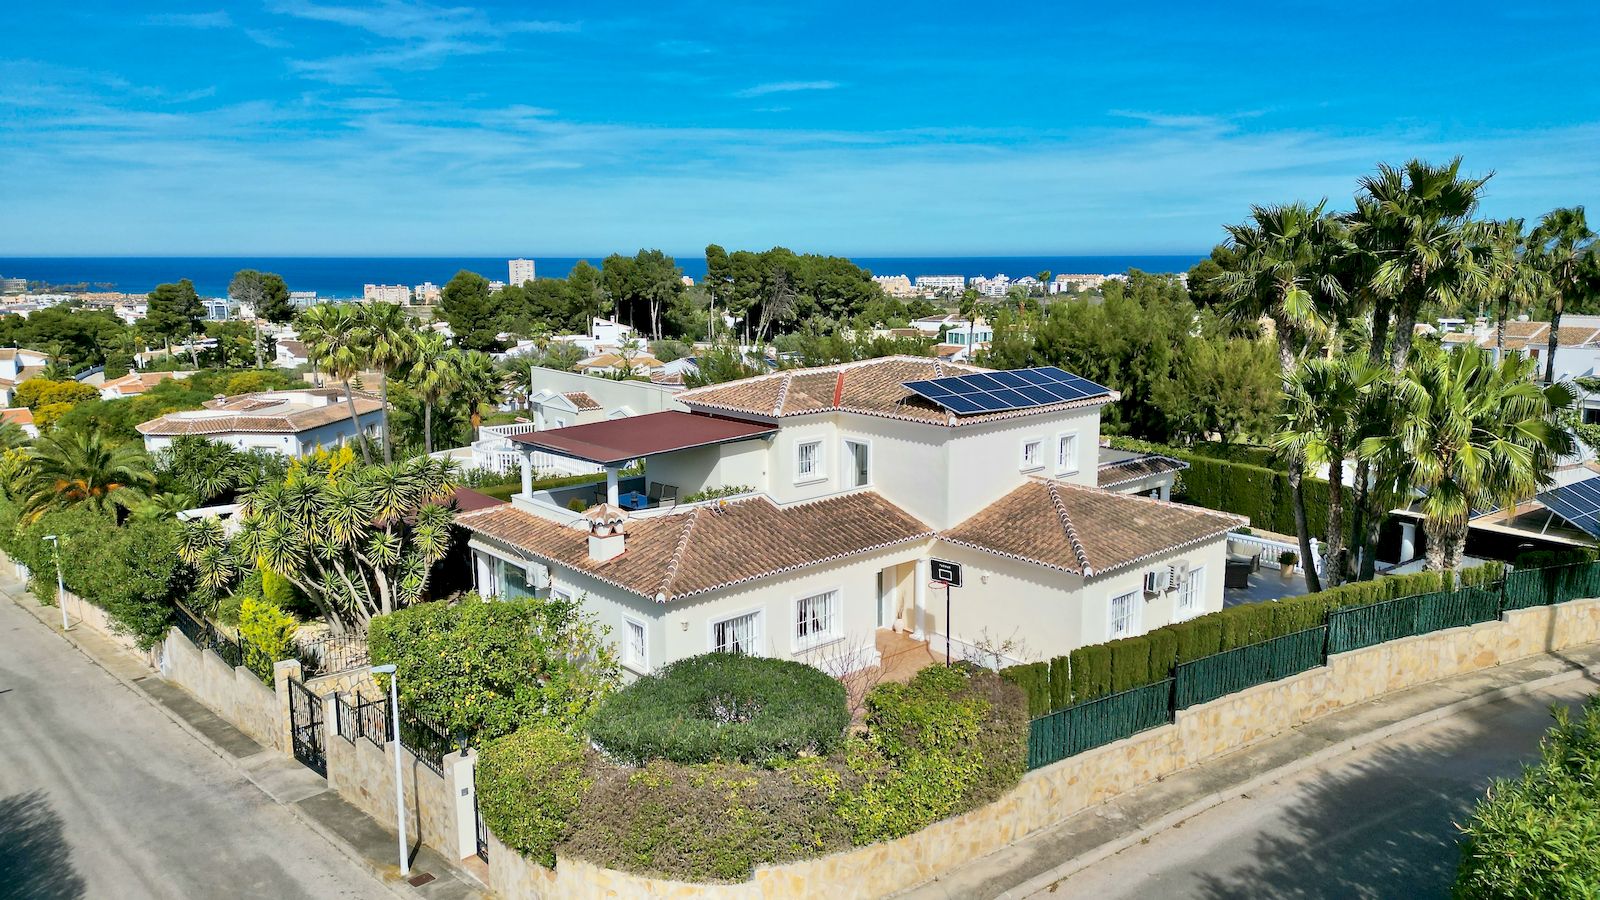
(913, 559), (927, 640)
(606, 466), (619, 506)
(1399, 522), (1417, 562)
(519, 449), (534, 497)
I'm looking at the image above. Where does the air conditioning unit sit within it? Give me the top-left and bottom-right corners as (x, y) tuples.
(1143, 569), (1163, 598)
(1168, 561), (1190, 591)
(525, 561), (550, 590)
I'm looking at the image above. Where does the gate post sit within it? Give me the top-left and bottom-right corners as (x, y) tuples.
(447, 749), (480, 862)
(273, 658), (304, 757)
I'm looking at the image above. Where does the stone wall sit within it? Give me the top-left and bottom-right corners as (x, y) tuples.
(159, 625), (287, 752)
(486, 596), (1600, 899)
(324, 707), (466, 862)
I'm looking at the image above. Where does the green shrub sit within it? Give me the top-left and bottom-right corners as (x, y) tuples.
(478, 723), (593, 868)
(563, 758), (852, 882)
(1070, 643), (1113, 701)
(1514, 548), (1598, 570)
(1171, 614), (1223, 664)
(238, 596), (297, 681)
(1147, 627), (1178, 680)
(588, 653), (850, 766)
(833, 665), (1027, 844)
(1000, 661), (1050, 717)
(1453, 695), (1600, 898)
(1459, 560), (1506, 587)
(369, 593), (620, 742)
(1107, 637), (1150, 693)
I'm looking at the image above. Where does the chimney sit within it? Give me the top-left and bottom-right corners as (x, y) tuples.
(583, 503), (628, 563)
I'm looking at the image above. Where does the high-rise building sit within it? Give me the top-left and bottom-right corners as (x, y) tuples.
(509, 258), (536, 286)
(363, 284), (412, 304)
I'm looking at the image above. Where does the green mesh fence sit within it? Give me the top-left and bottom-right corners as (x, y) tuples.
(1327, 587), (1503, 654)
(1174, 626), (1327, 710)
(1026, 679), (1173, 770)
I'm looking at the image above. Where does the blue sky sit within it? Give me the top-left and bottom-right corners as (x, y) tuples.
(2, 1), (1597, 256)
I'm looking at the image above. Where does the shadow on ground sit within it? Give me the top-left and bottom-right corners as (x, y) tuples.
(1179, 693), (1584, 900)
(0, 791), (88, 900)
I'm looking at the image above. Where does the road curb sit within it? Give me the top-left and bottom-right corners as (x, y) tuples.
(3, 589), (431, 900)
(989, 660), (1600, 899)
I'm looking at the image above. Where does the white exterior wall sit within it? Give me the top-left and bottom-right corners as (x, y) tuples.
(526, 367), (684, 417)
(645, 439), (770, 497)
(942, 407), (1101, 528)
(838, 416), (948, 528)
(765, 416), (843, 504)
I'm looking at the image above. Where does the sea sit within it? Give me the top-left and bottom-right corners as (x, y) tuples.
(0, 255), (1204, 300)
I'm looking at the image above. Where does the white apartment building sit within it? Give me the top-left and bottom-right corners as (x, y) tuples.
(1050, 274), (1109, 294)
(462, 358), (1234, 678)
(509, 259), (537, 286)
(872, 275), (916, 297)
(971, 274), (1012, 298)
(414, 282), (442, 304)
(914, 275), (966, 294)
(363, 284), (412, 304)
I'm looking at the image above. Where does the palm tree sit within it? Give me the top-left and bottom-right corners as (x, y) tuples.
(408, 334), (459, 455)
(20, 429), (156, 522)
(1361, 345), (1573, 571)
(357, 302), (417, 464)
(298, 303), (374, 464)
(1348, 157), (1490, 371)
(1214, 201), (1342, 592)
(1528, 207), (1598, 383)
(1472, 218), (1547, 361)
(453, 350), (503, 441)
(1275, 358), (1380, 585)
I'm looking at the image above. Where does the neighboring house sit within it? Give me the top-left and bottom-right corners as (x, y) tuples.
(460, 356), (1238, 677)
(590, 317), (635, 346)
(0, 407), (38, 439)
(135, 388), (385, 457)
(275, 338), (312, 369)
(577, 351), (663, 378)
(0, 348), (50, 407)
(910, 313), (967, 335)
(98, 370), (193, 400)
(529, 391), (607, 431)
(1096, 447), (1187, 500)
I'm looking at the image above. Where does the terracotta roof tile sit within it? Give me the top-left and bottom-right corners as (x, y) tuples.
(942, 479), (1241, 576)
(461, 491), (933, 601)
(136, 390), (384, 436)
(1097, 454), (1188, 489)
(563, 391), (601, 411)
(0, 407), (33, 426)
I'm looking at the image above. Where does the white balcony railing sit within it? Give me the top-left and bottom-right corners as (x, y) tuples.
(1227, 531), (1325, 577)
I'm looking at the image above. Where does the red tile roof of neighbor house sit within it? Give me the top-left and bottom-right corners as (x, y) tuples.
(0, 407), (33, 426)
(136, 389), (385, 436)
(562, 391), (601, 411)
(462, 491), (934, 602)
(1097, 454), (1188, 489)
(677, 356), (1115, 426)
(102, 370), (191, 395)
(446, 487), (507, 513)
(941, 478), (1243, 577)
(509, 411), (776, 466)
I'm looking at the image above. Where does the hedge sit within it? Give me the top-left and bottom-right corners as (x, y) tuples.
(477, 723), (594, 867)
(1003, 563), (1505, 713)
(588, 653), (850, 766)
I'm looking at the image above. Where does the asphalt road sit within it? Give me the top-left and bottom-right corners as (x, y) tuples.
(1044, 678), (1596, 899)
(0, 597), (393, 900)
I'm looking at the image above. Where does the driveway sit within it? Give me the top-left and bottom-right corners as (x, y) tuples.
(1039, 679), (1592, 899)
(0, 596), (393, 900)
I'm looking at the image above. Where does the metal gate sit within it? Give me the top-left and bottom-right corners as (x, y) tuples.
(473, 773), (489, 862)
(288, 678), (327, 776)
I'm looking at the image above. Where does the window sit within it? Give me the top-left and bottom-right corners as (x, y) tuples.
(1178, 566), (1205, 616)
(498, 560), (536, 600)
(1109, 591), (1139, 640)
(1143, 570), (1163, 597)
(845, 440), (870, 488)
(551, 587), (572, 602)
(794, 590), (840, 649)
(796, 440), (823, 482)
(623, 616), (648, 670)
(711, 610), (761, 655)
(1020, 438), (1043, 471)
(1056, 432), (1080, 474)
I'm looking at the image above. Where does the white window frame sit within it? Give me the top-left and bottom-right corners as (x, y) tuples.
(792, 588), (843, 652)
(1020, 436), (1044, 472)
(550, 586), (572, 602)
(1143, 570), (1163, 597)
(843, 438), (871, 488)
(1055, 431), (1080, 475)
(794, 439), (825, 484)
(1177, 566), (1205, 619)
(708, 607), (764, 656)
(1109, 590), (1140, 640)
(622, 615), (649, 672)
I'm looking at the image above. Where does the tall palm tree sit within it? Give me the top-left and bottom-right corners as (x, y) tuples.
(1214, 201), (1342, 592)
(453, 350), (503, 441)
(1472, 218), (1547, 361)
(1275, 357), (1380, 586)
(408, 334), (459, 455)
(357, 302), (417, 464)
(21, 429), (156, 522)
(1348, 157), (1490, 371)
(1361, 345), (1573, 571)
(298, 303), (373, 464)
(1528, 207), (1598, 383)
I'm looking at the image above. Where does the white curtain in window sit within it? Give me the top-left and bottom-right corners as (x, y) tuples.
(714, 612), (758, 654)
(796, 591), (835, 642)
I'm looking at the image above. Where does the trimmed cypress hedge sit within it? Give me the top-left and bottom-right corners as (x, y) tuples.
(1002, 562), (1506, 713)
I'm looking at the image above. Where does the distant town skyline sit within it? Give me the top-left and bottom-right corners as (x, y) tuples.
(2, 1), (1597, 256)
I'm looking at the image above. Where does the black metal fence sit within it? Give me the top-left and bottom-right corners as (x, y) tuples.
(173, 604), (247, 673)
(299, 633), (371, 678)
(334, 690), (454, 775)
(333, 692), (359, 745)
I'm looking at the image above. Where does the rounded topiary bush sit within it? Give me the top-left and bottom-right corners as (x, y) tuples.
(588, 653), (850, 765)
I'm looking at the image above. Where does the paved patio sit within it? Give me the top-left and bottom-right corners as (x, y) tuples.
(1225, 567), (1313, 607)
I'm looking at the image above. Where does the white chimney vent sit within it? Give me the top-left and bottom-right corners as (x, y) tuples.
(582, 503), (628, 563)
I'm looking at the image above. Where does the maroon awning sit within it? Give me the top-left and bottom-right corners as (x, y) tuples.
(509, 411), (775, 466)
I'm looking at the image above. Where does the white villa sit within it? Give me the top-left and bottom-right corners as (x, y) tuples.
(0, 347), (50, 407)
(136, 388), (385, 457)
(459, 357), (1231, 676)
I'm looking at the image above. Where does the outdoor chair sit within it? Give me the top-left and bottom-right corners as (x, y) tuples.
(648, 483), (678, 507)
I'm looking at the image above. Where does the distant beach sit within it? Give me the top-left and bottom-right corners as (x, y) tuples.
(0, 255), (1204, 299)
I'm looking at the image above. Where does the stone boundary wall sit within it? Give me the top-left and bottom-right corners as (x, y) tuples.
(324, 705), (470, 861)
(486, 597), (1600, 900)
(159, 626), (286, 752)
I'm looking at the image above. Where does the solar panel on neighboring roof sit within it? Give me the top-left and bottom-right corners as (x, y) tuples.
(902, 366), (1112, 416)
(1537, 477), (1600, 538)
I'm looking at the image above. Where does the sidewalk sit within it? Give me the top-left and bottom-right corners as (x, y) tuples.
(4, 580), (488, 900)
(899, 641), (1600, 899)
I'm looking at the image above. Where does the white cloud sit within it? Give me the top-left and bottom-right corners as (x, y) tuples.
(734, 80), (841, 99)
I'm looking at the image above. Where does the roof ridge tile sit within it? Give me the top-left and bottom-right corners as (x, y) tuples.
(1046, 480), (1094, 576)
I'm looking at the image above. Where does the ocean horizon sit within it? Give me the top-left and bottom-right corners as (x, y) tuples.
(0, 255), (1204, 299)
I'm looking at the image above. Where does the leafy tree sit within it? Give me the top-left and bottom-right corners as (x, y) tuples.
(357, 302), (417, 463)
(439, 270), (501, 351)
(19, 427), (155, 522)
(1528, 207), (1598, 382)
(15, 379), (97, 410)
(1185, 244), (1238, 308)
(143, 279), (206, 365)
(228, 269), (291, 368)
(565, 260), (606, 331)
(0, 307), (129, 374)
(1472, 218), (1546, 360)
(453, 350), (502, 440)
(179, 452), (458, 633)
(297, 303), (374, 463)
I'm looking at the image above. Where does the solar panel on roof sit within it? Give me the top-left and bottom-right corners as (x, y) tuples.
(902, 366), (1112, 416)
(1538, 477), (1600, 538)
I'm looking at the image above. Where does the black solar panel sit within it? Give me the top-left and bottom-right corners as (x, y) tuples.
(1537, 477), (1600, 538)
(903, 366), (1112, 416)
